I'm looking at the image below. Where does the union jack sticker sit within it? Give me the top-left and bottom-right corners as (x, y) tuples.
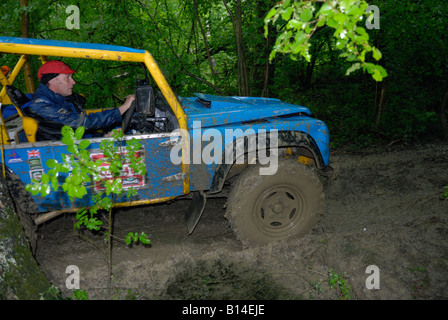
(27, 149), (40, 158)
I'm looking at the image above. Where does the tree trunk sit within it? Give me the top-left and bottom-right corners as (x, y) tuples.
(0, 175), (51, 299)
(193, 0), (217, 84)
(258, 1), (277, 97)
(375, 80), (387, 128)
(20, 0), (35, 94)
(223, 0), (249, 96)
(261, 29), (275, 97)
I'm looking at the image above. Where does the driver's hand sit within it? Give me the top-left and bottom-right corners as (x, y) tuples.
(118, 94), (135, 115)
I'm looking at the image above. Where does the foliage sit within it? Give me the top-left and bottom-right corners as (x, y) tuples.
(71, 289), (88, 300)
(264, 0), (387, 81)
(328, 268), (352, 300)
(39, 285), (63, 300)
(26, 126), (149, 244)
(39, 285), (88, 300)
(26, 126), (150, 288)
(1, 0), (446, 146)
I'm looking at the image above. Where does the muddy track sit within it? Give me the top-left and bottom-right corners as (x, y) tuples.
(35, 142), (448, 299)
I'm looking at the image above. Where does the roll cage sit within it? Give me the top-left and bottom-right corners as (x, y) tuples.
(0, 36), (190, 194)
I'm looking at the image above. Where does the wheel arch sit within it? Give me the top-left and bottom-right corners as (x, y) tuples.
(209, 130), (325, 194)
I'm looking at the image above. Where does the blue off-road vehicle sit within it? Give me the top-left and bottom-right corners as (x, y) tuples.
(0, 37), (332, 247)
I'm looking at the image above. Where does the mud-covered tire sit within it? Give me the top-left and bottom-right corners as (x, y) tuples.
(225, 158), (324, 246)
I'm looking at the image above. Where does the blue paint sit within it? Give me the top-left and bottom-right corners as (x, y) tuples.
(182, 93), (312, 129)
(0, 36), (145, 54)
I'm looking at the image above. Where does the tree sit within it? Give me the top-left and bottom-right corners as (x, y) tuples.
(0, 176), (51, 299)
(264, 0), (387, 82)
(371, 0), (448, 140)
(223, 0), (249, 96)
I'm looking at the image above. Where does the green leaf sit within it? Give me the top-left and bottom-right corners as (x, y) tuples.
(346, 5), (363, 17)
(39, 184), (50, 195)
(51, 176), (59, 191)
(61, 126), (74, 138)
(74, 185), (87, 198)
(40, 174), (50, 184)
(61, 136), (72, 146)
(317, 16), (326, 27)
(46, 159), (58, 168)
(86, 218), (103, 231)
(265, 7), (277, 21)
(111, 128), (124, 140)
(75, 127), (85, 140)
(79, 140), (91, 150)
(281, 0), (291, 9)
(25, 183), (39, 196)
(300, 8), (313, 22)
(139, 232), (151, 245)
(363, 63), (388, 82)
(75, 208), (88, 221)
(105, 182), (112, 196)
(294, 30), (307, 45)
(319, 2), (333, 16)
(326, 16), (338, 28)
(345, 62), (361, 75)
(287, 19), (301, 29)
(67, 144), (77, 154)
(334, 13), (346, 23)
(125, 233), (133, 245)
(372, 48), (382, 61)
(281, 6), (293, 21)
(372, 69), (382, 81)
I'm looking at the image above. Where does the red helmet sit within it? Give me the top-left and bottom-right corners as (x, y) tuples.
(38, 60), (76, 80)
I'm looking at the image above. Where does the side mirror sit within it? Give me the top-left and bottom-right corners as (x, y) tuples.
(135, 85), (155, 116)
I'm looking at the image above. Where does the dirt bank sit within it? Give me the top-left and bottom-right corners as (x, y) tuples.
(35, 141), (448, 300)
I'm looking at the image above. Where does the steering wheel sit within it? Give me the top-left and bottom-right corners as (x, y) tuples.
(121, 99), (136, 134)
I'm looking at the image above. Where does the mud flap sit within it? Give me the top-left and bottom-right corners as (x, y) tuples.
(185, 191), (206, 234)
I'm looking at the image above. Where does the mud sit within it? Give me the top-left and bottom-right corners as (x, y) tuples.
(35, 142), (448, 300)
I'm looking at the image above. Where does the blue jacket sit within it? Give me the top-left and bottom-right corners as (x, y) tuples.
(25, 84), (122, 141)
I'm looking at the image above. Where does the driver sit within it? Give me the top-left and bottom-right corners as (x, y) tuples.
(25, 60), (135, 141)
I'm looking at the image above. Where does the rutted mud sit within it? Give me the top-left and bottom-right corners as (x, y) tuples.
(35, 142), (448, 299)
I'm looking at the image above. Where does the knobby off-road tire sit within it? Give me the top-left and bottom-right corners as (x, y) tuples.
(225, 158), (324, 246)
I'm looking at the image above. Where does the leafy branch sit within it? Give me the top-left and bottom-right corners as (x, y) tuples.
(328, 268), (352, 300)
(265, 0), (387, 81)
(26, 126), (150, 289)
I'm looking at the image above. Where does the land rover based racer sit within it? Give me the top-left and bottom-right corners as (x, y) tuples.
(0, 36), (332, 247)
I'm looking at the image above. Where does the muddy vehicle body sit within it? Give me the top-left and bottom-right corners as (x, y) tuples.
(0, 36), (332, 246)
